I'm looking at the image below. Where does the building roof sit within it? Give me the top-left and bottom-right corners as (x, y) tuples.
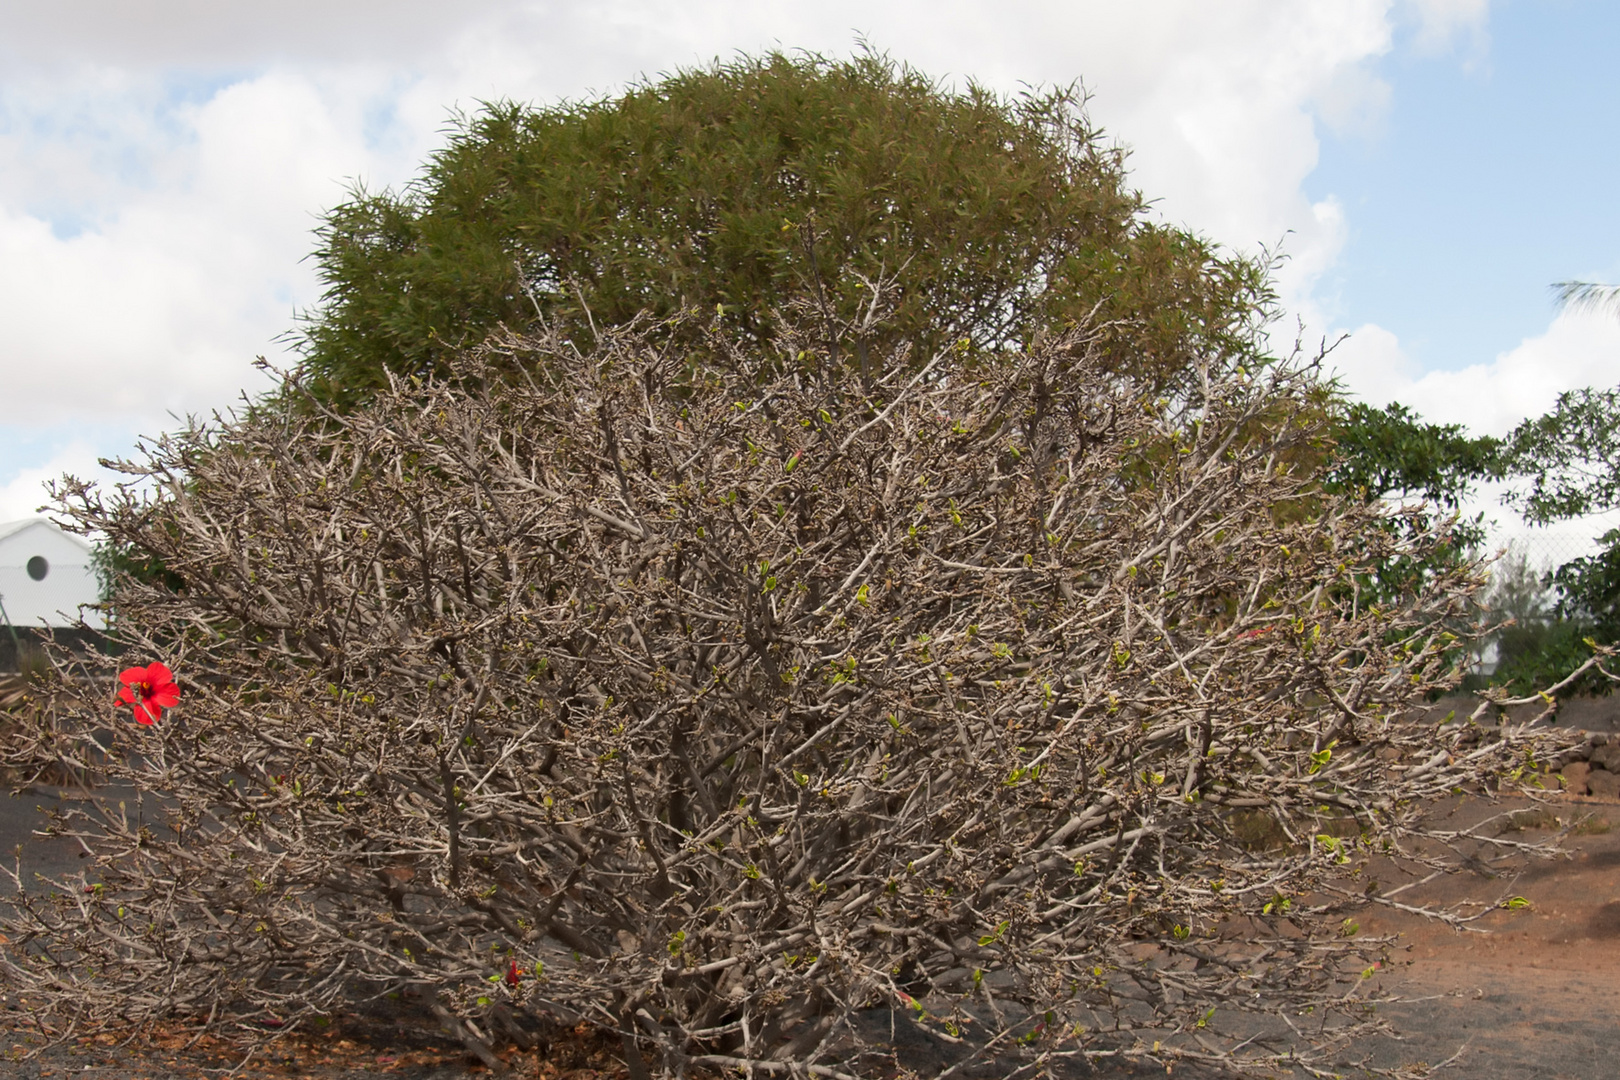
(0, 518), (93, 555)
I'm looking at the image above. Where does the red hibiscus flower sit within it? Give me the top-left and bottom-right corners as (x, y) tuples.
(117, 662), (180, 725)
(504, 960), (522, 987)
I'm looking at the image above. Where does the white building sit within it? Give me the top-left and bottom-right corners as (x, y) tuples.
(0, 519), (103, 630)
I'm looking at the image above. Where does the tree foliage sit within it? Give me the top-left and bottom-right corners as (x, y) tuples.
(7, 308), (1558, 1077)
(1321, 388), (1620, 692)
(1325, 402), (1502, 510)
(1506, 386), (1620, 526)
(1320, 400), (1503, 620)
(1491, 386), (1620, 681)
(299, 51), (1271, 408)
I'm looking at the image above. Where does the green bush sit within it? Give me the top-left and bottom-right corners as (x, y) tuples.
(298, 51), (1271, 408)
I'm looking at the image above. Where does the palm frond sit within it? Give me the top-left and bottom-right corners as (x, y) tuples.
(1552, 280), (1620, 319)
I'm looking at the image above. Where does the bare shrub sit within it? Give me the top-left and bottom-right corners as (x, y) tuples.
(2, 314), (1561, 1076)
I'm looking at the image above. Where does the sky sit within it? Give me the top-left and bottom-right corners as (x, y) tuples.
(0, 0), (1616, 554)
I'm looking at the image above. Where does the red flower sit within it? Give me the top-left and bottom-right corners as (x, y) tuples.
(504, 960), (522, 987)
(117, 662), (180, 725)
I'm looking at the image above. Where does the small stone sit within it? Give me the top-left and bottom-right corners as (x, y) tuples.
(1587, 768), (1620, 800)
(1561, 761), (1592, 796)
(1592, 744), (1620, 772)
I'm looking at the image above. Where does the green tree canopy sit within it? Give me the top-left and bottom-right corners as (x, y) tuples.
(1503, 385), (1620, 641)
(298, 51), (1271, 407)
(1314, 400), (1502, 615)
(1336, 383), (1620, 694)
(1506, 385), (1620, 524)
(1325, 401), (1504, 509)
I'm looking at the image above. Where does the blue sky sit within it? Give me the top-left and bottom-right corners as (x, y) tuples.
(0, 1), (1616, 552)
(1310, 0), (1620, 374)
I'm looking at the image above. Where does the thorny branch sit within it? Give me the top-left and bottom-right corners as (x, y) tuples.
(1, 309), (1579, 1077)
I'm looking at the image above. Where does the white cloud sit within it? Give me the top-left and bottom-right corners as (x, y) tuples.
(1003, 2), (1391, 311)
(1332, 309), (1620, 437)
(0, 1), (514, 68)
(0, 440), (110, 523)
(1325, 321), (1416, 399)
(0, 67), (419, 432)
(1311, 59), (1394, 140)
(0, 1), (1463, 501)
(1401, 0), (1490, 56)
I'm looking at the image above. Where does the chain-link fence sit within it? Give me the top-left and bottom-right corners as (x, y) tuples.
(1457, 477), (1620, 575)
(1464, 512), (1620, 676)
(1490, 531), (1611, 577)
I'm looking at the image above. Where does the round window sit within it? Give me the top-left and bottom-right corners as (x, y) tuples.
(26, 556), (48, 581)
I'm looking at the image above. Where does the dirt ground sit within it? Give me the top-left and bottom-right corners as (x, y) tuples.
(2, 765), (1618, 1077)
(1341, 790), (1620, 1080)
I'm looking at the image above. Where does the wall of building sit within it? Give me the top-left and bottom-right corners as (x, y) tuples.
(0, 520), (103, 630)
